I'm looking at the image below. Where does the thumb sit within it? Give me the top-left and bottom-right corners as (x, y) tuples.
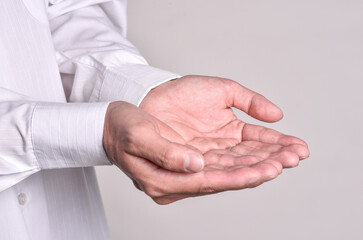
(228, 80), (283, 122)
(126, 127), (204, 173)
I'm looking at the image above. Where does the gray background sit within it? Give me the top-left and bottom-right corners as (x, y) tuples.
(96, 0), (363, 239)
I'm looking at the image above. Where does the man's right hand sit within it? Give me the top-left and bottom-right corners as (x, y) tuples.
(103, 102), (291, 205)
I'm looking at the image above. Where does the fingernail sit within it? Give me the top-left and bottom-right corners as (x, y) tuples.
(184, 152), (204, 173)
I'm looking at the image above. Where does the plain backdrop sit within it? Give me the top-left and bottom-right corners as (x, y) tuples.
(95, 1), (363, 239)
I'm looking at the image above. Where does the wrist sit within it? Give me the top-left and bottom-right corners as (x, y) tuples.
(103, 101), (123, 164)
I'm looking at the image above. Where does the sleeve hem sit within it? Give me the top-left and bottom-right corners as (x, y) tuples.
(31, 102), (111, 169)
(93, 63), (181, 106)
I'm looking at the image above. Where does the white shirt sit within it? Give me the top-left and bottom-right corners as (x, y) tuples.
(0, 0), (179, 239)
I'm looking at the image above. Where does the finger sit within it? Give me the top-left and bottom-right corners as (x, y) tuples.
(152, 161), (280, 195)
(135, 163), (261, 196)
(262, 159), (283, 174)
(227, 80), (283, 122)
(168, 167), (262, 194)
(152, 191), (221, 205)
(232, 141), (310, 160)
(251, 160), (281, 181)
(126, 126), (205, 173)
(202, 146), (287, 171)
(195, 161), (280, 193)
(204, 144), (298, 170)
(151, 160), (282, 205)
(152, 194), (198, 205)
(203, 150), (265, 168)
(242, 123), (309, 147)
(268, 151), (300, 168)
(154, 163), (281, 204)
(128, 154), (280, 201)
(280, 144), (310, 160)
(187, 137), (239, 153)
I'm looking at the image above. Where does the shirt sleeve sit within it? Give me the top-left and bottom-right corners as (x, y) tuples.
(1, 0), (179, 192)
(48, 0), (181, 106)
(0, 89), (110, 192)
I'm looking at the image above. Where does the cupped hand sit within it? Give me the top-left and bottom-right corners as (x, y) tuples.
(103, 101), (204, 174)
(140, 75), (310, 169)
(103, 101), (294, 204)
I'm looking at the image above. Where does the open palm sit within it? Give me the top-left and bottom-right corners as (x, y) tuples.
(104, 101), (308, 205)
(140, 75), (309, 170)
(104, 76), (310, 204)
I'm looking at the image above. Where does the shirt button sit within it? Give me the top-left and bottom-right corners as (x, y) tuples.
(18, 193), (27, 205)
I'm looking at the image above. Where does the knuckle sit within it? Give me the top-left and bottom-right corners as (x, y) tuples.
(199, 185), (217, 194)
(153, 197), (172, 205)
(247, 181), (262, 189)
(143, 185), (164, 199)
(158, 148), (176, 170)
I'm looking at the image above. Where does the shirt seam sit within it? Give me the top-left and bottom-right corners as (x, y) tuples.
(30, 103), (42, 169)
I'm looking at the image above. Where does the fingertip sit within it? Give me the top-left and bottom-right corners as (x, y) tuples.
(253, 162), (280, 182)
(265, 101), (283, 122)
(184, 152), (205, 173)
(249, 95), (283, 123)
(299, 145), (310, 159)
(283, 151), (300, 168)
(284, 143), (310, 160)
